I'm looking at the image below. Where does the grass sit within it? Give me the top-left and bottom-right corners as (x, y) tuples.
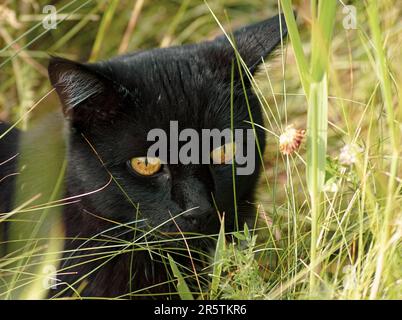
(282, 0), (338, 293)
(0, 0), (401, 299)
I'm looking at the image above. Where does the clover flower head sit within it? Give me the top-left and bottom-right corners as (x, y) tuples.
(279, 124), (305, 155)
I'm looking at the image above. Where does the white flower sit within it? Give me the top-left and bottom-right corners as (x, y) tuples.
(323, 181), (339, 193)
(339, 143), (362, 166)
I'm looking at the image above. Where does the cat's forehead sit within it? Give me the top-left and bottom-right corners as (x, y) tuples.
(102, 45), (215, 94)
(98, 46), (236, 129)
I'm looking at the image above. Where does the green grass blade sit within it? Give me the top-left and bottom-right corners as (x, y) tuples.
(280, 0), (310, 96)
(310, 0), (337, 81)
(168, 254), (194, 300)
(89, 0), (120, 61)
(210, 217), (226, 299)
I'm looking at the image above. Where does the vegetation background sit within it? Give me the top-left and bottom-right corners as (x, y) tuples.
(0, 0), (401, 299)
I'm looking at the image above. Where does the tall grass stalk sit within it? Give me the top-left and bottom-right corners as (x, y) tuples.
(366, 0), (400, 299)
(282, 0), (336, 295)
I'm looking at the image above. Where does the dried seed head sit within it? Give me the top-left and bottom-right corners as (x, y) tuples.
(0, 5), (22, 29)
(279, 125), (305, 155)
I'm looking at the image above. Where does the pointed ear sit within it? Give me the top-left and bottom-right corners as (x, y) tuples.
(48, 57), (122, 128)
(208, 14), (288, 78)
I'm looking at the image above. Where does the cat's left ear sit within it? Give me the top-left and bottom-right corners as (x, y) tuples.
(207, 14), (288, 78)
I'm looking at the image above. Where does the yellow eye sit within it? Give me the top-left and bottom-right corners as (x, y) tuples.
(129, 157), (162, 176)
(210, 142), (236, 164)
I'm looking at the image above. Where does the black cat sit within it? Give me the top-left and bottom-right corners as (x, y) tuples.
(0, 14), (287, 298)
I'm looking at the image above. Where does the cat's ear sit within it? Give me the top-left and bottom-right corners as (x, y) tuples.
(48, 56), (121, 127)
(207, 14), (288, 78)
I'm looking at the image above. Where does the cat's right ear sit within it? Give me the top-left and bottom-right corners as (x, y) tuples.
(48, 56), (121, 128)
(205, 14), (288, 80)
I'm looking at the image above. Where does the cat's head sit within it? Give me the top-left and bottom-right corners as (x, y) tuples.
(48, 15), (287, 237)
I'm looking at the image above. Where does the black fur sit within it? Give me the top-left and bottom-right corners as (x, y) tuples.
(0, 123), (20, 257)
(0, 15), (287, 298)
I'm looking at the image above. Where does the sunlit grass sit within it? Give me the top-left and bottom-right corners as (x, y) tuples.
(0, 0), (401, 300)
